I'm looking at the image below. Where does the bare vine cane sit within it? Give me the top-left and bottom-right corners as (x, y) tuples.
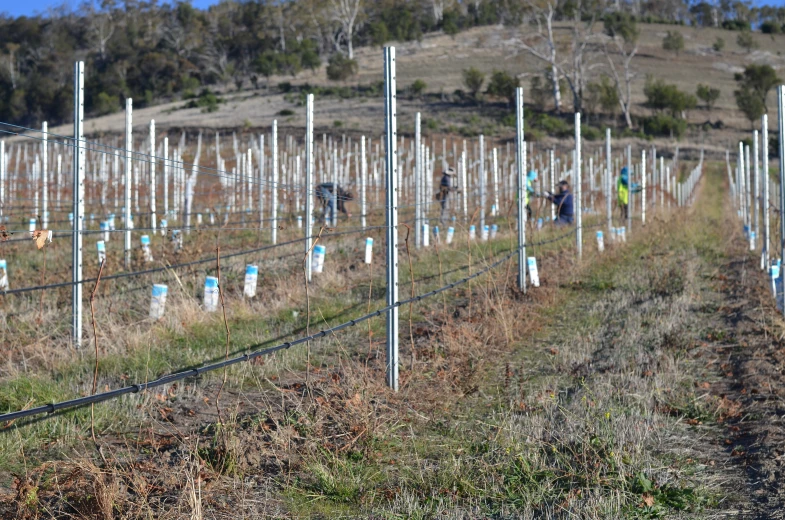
(89, 258), (106, 444)
(303, 226), (327, 387)
(467, 207), (480, 316)
(503, 201), (517, 295)
(215, 244), (231, 428)
(401, 223), (416, 372)
(366, 242), (375, 363)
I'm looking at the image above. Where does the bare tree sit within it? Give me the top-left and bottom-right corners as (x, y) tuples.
(515, 0), (599, 112)
(90, 13), (116, 60)
(329, 0), (362, 59)
(564, 0), (600, 113)
(603, 12), (639, 128)
(433, 0), (446, 23)
(515, 0), (563, 111)
(199, 38), (233, 85)
(80, 0), (117, 60)
(1, 43), (20, 90)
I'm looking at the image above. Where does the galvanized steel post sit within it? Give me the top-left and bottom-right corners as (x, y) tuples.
(777, 86), (785, 315)
(150, 120), (157, 233)
(754, 130), (760, 250)
(72, 62), (85, 348)
(0, 140), (4, 217)
(305, 94), (314, 281)
(515, 87), (526, 293)
(605, 128), (611, 232)
(361, 135), (367, 229)
(763, 114), (770, 269)
(575, 112), (582, 257)
(415, 112), (422, 248)
(479, 134), (485, 233)
(384, 47), (399, 391)
(641, 149), (646, 226)
(272, 120), (278, 244)
(626, 144), (632, 235)
(124, 98), (132, 269)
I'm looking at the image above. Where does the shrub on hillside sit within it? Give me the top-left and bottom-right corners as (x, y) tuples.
(533, 113), (571, 137)
(462, 67), (485, 100)
(721, 19), (750, 31)
(410, 79), (427, 97)
(737, 31), (758, 53)
(662, 31), (685, 54)
(581, 125), (603, 141)
(94, 92), (120, 116)
(643, 114), (687, 138)
(485, 70), (519, 106)
(643, 77), (696, 118)
(326, 55), (358, 81)
(696, 84), (720, 111)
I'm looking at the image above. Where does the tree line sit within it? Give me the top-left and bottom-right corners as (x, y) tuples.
(0, 0), (782, 130)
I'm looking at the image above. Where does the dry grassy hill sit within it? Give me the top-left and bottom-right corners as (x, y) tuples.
(44, 22), (785, 153)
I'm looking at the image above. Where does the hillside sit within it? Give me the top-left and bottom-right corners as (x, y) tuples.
(36, 22), (785, 154)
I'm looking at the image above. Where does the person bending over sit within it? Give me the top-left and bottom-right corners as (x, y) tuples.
(543, 180), (574, 226)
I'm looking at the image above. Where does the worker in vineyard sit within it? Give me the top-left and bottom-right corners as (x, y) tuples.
(316, 183), (353, 223)
(516, 170), (538, 220)
(543, 180), (574, 226)
(436, 166), (457, 223)
(617, 167), (641, 220)
(526, 170), (538, 220)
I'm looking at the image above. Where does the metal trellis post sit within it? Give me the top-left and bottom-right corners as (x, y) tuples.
(415, 112), (421, 248)
(763, 114), (770, 270)
(384, 47), (399, 391)
(272, 120), (278, 244)
(606, 128), (611, 232)
(777, 86), (785, 316)
(515, 87), (526, 292)
(72, 62), (85, 348)
(306, 94), (314, 281)
(124, 98), (132, 269)
(575, 113), (582, 257)
(150, 119), (157, 233)
(641, 149), (646, 226)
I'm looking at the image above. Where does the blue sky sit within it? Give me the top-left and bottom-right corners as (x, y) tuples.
(1, 0), (219, 18)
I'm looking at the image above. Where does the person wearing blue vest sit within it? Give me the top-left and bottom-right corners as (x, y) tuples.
(617, 166), (641, 220)
(521, 170), (537, 220)
(544, 180), (574, 225)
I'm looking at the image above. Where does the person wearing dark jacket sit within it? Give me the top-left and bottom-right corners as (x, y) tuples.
(436, 167), (457, 223)
(544, 180), (574, 225)
(316, 183), (354, 224)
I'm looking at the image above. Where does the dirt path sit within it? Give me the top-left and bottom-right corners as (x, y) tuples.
(692, 234), (785, 517)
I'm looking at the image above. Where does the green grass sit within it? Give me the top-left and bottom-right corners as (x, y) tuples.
(0, 218), (592, 479)
(278, 165), (725, 517)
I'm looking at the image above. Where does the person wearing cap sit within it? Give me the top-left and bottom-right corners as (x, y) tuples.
(617, 166), (641, 220)
(437, 166), (457, 223)
(544, 180), (574, 226)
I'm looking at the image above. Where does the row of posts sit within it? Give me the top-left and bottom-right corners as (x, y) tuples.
(732, 87), (785, 318)
(67, 51), (679, 390)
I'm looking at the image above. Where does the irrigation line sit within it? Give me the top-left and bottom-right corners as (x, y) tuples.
(0, 221), (603, 424)
(1, 225), (387, 296)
